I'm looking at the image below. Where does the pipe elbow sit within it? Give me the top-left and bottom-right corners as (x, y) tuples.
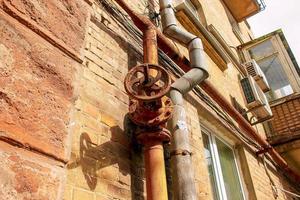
(171, 68), (208, 94)
(160, 0), (209, 94)
(164, 25), (197, 46)
(170, 89), (184, 105)
(188, 37), (203, 51)
(160, 7), (177, 29)
(188, 38), (209, 74)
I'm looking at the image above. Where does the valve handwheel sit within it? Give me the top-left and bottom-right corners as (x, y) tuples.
(124, 64), (171, 101)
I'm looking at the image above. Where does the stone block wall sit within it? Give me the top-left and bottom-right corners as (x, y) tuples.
(0, 0), (89, 199)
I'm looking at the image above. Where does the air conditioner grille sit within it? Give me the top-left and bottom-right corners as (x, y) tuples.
(246, 63), (257, 77)
(241, 78), (255, 104)
(244, 59), (270, 92)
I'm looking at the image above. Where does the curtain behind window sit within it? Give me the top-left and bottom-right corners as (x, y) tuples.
(202, 133), (220, 200)
(216, 138), (244, 200)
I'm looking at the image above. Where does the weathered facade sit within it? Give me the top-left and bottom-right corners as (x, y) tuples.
(0, 0), (299, 200)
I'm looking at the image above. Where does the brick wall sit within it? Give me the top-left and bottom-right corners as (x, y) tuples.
(270, 94), (300, 138)
(65, 5), (138, 199)
(244, 149), (298, 200)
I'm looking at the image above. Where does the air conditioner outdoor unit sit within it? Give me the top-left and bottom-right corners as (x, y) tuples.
(244, 59), (270, 92)
(240, 76), (272, 120)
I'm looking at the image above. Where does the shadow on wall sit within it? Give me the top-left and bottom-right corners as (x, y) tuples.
(66, 131), (129, 190)
(66, 115), (146, 198)
(65, 15), (146, 196)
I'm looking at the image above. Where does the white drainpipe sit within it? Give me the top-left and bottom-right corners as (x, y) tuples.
(159, 0), (209, 199)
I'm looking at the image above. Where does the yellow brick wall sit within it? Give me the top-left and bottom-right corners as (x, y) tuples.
(244, 149), (298, 200)
(65, 4), (133, 199)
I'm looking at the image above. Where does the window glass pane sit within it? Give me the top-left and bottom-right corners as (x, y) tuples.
(257, 56), (293, 100)
(216, 138), (244, 200)
(249, 40), (275, 60)
(202, 133), (220, 200)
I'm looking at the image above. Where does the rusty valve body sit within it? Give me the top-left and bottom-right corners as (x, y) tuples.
(128, 96), (172, 127)
(124, 63), (173, 140)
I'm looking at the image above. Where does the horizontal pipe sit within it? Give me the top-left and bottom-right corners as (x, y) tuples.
(113, 0), (300, 183)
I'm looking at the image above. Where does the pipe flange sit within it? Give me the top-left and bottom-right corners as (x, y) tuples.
(128, 96), (173, 127)
(136, 127), (171, 144)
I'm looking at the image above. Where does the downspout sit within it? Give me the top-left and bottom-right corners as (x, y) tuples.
(159, 0), (209, 199)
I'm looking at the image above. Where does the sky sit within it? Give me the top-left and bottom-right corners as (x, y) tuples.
(247, 0), (300, 64)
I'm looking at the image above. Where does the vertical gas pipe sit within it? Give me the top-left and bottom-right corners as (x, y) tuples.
(124, 24), (172, 200)
(143, 26), (168, 200)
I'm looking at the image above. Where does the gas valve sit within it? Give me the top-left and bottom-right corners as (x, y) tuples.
(124, 63), (172, 127)
(124, 63), (171, 101)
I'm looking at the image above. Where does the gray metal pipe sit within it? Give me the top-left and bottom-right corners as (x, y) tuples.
(159, 0), (209, 199)
(170, 90), (197, 200)
(171, 68), (206, 94)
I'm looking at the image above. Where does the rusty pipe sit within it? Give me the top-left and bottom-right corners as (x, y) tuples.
(142, 27), (168, 200)
(113, 0), (300, 184)
(114, 0), (189, 71)
(143, 26), (158, 64)
(200, 82), (294, 171)
(144, 140), (168, 200)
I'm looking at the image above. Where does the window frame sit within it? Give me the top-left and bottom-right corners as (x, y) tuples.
(241, 36), (300, 99)
(202, 127), (246, 200)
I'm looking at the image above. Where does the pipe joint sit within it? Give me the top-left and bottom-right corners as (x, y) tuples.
(188, 37), (204, 51)
(169, 89), (184, 105)
(170, 149), (192, 157)
(159, 3), (173, 11)
(189, 50), (208, 71)
(160, 8), (177, 29)
(159, 0), (173, 9)
(164, 25), (197, 46)
(171, 68), (208, 94)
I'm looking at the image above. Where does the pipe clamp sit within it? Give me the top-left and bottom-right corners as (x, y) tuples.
(170, 149), (192, 156)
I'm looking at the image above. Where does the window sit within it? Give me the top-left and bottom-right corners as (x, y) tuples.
(202, 130), (245, 200)
(247, 39), (294, 100)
